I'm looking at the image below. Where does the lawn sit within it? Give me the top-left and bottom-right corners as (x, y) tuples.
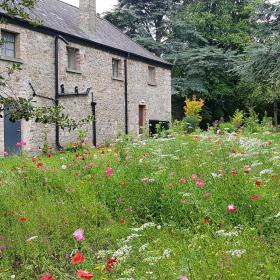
(0, 131), (280, 279)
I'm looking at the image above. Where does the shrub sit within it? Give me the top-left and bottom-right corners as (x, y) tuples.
(244, 108), (261, 133)
(183, 116), (200, 133)
(219, 122), (235, 133)
(231, 109), (244, 129)
(184, 96), (205, 121)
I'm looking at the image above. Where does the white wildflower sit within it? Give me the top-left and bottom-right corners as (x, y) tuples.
(275, 212), (280, 218)
(61, 165), (67, 170)
(123, 233), (142, 244)
(130, 222), (156, 232)
(26, 236), (38, 242)
(163, 249), (172, 258)
(259, 169), (273, 175)
(139, 243), (149, 252)
(227, 249), (246, 256)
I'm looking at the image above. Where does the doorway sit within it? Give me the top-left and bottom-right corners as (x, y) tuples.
(4, 106), (22, 155)
(139, 105), (146, 134)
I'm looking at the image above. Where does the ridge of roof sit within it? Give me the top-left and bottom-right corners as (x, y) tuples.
(0, 0), (171, 67)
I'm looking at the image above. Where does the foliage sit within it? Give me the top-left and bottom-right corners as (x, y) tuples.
(218, 122), (235, 133)
(1, 132), (280, 278)
(244, 108), (261, 133)
(184, 96), (204, 121)
(231, 109), (244, 129)
(183, 115), (200, 133)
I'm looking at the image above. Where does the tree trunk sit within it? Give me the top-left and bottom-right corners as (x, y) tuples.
(274, 100), (278, 130)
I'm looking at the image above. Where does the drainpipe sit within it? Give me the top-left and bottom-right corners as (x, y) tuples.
(55, 35), (69, 150)
(91, 92), (97, 147)
(124, 53), (130, 134)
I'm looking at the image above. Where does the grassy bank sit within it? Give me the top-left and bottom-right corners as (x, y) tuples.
(0, 132), (280, 279)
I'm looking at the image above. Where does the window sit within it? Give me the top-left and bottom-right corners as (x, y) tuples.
(1, 31), (16, 58)
(148, 66), (156, 85)
(67, 47), (79, 70)
(112, 58), (121, 78)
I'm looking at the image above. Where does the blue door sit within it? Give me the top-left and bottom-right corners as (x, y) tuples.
(4, 107), (22, 155)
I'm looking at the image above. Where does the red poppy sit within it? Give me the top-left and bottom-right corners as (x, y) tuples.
(106, 257), (118, 271)
(231, 170), (238, 175)
(40, 275), (53, 280)
(31, 156), (37, 163)
(255, 180), (262, 186)
(19, 217), (28, 222)
(47, 153), (52, 158)
(77, 270), (93, 279)
(231, 149), (237, 154)
(251, 195), (260, 201)
(36, 162), (43, 168)
(71, 251), (85, 265)
(179, 178), (186, 184)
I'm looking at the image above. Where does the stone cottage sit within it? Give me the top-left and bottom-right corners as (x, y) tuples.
(0, 0), (172, 155)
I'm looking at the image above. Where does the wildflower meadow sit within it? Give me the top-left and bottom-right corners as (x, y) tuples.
(1, 131), (280, 279)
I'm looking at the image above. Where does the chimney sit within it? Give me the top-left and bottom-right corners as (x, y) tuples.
(79, 0), (96, 36)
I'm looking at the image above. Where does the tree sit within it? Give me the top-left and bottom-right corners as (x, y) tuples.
(104, 0), (188, 56)
(235, 1), (280, 128)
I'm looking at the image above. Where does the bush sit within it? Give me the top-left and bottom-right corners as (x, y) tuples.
(244, 108), (261, 133)
(183, 116), (200, 133)
(219, 122), (235, 133)
(231, 109), (244, 129)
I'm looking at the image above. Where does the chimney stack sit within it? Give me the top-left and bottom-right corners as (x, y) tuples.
(79, 0), (96, 36)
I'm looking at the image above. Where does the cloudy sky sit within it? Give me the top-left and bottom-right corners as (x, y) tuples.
(62, 0), (118, 13)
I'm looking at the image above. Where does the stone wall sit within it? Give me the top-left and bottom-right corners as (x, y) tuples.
(0, 22), (171, 155)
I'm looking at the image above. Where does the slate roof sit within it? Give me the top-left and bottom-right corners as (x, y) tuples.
(0, 0), (171, 67)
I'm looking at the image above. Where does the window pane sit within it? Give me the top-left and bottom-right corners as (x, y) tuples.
(112, 59), (119, 77)
(1, 31), (16, 58)
(67, 48), (77, 69)
(148, 66), (156, 84)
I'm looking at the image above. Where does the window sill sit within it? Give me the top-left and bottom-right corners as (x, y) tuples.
(148, 82), (157, 87)
(112, 76), (124, 82)
(66, 68), (82, 75)
(0, 56), (24, 64)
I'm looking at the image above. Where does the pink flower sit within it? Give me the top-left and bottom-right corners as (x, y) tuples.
(180, 276), (189, 280)
(191, 174), (198, 180)
(106, 167), (113, 177)
(227, 204), (237, 213)
(196, 179), (205, 187)
(203, 192), (210, 198)
(40, 275), (53, 280)
(16, 141), (26, 147)
(73, 228), (85, 241)
(179, 178), (186, 184)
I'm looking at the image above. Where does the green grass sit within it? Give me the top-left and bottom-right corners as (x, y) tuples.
(0, 131), (280, 279)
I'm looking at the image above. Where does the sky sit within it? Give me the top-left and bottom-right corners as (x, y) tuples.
(62, 0), (118, 13)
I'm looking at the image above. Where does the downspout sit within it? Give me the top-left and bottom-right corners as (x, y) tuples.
(124, 53), (130, 134)
(91, 92), (97, 147)
(55, 35), (69, 150)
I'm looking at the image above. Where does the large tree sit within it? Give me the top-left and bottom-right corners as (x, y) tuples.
(105, 0), (258, 124)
